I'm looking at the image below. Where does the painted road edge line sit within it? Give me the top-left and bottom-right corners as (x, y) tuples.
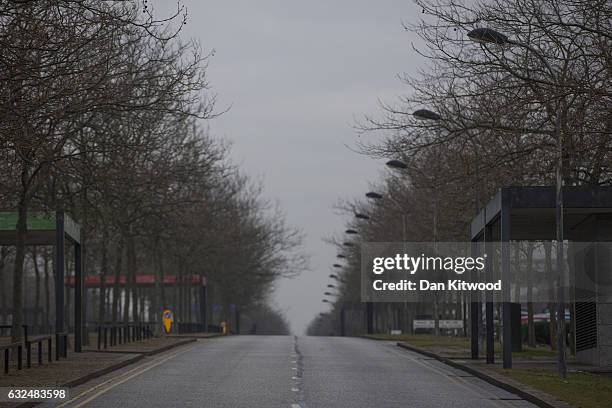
(395, 342), (570, 408)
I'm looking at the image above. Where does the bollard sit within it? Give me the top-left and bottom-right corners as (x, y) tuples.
(103, 327), (108, 349)
(26, 342), (31, 368)
(97, 326), (101, 350)
(3, 348), (8, 374)
(38, 341), (42, 365)
(48, 338), (52, 362)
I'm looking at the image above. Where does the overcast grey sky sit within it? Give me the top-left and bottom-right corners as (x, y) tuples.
(156, 0), (423, 333)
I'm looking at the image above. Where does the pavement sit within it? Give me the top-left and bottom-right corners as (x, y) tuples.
(54, 336), (538, 408)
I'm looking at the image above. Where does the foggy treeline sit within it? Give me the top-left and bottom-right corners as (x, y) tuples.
(0, 1), (306, 341)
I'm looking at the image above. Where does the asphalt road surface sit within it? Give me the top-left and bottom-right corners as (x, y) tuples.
(59, 336), (537, 408)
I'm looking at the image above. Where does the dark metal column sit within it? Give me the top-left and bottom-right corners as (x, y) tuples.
(470, 239), (479, 359)
(485, 223), (495, 364)
(74, 241), (83, 352)
(199, 277), (207, 330)
(54, 212), (65, 355)
(501, 202), (512, 369)
(366, 301), (373, 334)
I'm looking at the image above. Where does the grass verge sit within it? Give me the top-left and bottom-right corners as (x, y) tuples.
(497, 368), (612, 408)
(364, 333), (555, 359)
(367, 333), (607, 407)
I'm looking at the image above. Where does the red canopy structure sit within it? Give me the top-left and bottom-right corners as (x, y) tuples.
(65, 274), (202, 287)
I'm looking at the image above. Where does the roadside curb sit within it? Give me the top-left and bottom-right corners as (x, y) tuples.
(83, 337), (198, 356)
(63, 354), (144, 388)
(15, 338), (198, 408)
(360, 335), (390, 341)
(168, 333), (222, 340)
(143, 338), (196, 356)
(396, 342), (574, 408)
(14, 354), (144, 408)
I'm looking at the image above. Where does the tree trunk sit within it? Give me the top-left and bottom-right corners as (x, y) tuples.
(0, 247), (7, 325)
(128, 235), (138, 322)
(11, 195), (29, 342)
(43, 248), (50, 333)
(544, 241), (557, 350)
(111, 237), (124, 323)
(526, 243), (536, 348)
(177, 264), (184, 323)
(154, 237), (165, 322)
(64, 252), (71, 331)
(32, 247), (41, 333)
(98, 227), (109, 324)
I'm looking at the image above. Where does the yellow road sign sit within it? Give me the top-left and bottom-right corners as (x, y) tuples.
(162, 309), (174, 334)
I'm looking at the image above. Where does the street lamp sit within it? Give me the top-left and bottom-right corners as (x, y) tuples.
(329, 274), (347, 284)
(386, 160), (408, 170)
(327, 284), (335, 289)
(468, 27), (566, 377)
(385, 158), (436, 336)
(345, 229), (358, 234)
(467, 27), (508, 45)
(411, 107), (483, 354)
(413, 108), (442, 121)
(332, 263), (342, 268)
(412, 108), (481, 212)
(367, 186), (407, 245)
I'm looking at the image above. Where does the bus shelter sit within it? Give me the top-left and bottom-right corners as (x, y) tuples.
(0, 211), (84, 352)
(470, 186), (612, 368)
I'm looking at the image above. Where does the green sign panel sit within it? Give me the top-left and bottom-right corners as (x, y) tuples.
(0, 212), (56, 231)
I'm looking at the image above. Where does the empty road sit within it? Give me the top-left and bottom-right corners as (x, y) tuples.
(59, 336), (536, 408)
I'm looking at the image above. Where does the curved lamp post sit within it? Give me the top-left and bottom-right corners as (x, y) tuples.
(468, 26), (565, 376)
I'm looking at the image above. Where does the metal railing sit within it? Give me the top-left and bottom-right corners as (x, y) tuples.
(26, 335), (53, 368)
(1, 332), (65, 375)
(1, 342), (22, 374)
(96, 323), (153, 350)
